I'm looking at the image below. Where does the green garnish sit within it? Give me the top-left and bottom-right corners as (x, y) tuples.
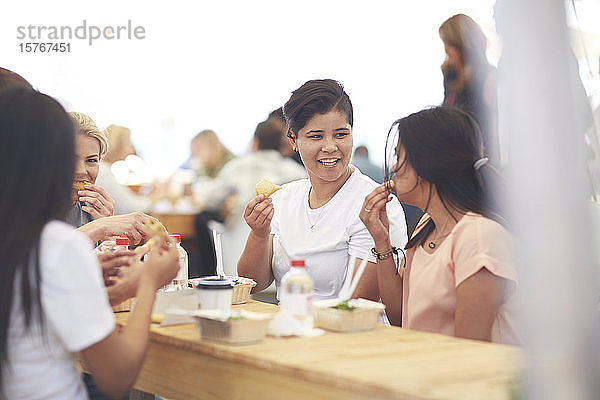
(227, 315), (245, 321)
(330, 300), (357, 311)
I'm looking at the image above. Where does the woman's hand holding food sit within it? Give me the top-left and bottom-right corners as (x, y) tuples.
(104, 212), (160, 244)
(78, 183), (115, 218)
(243, 195), (274, 238)
(360, 185), (393, 248)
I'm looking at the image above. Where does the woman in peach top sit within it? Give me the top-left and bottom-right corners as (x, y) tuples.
(360, 106), (519, 345)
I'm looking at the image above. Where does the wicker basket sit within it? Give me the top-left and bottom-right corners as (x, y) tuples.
(192, 309), (271, 344)
(313, 298), (385, 332)
(189, 276), (257, 305)
(230, 277), (257, 304)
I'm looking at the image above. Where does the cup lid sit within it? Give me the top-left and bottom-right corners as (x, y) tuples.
(195, 277), (235, 290)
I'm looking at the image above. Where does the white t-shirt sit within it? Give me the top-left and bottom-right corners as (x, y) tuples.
(2, 221), (116, 400)
(270, 166), (407, 300)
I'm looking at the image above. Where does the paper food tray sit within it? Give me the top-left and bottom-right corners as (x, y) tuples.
(191, 309), (271, 345)
(313, 298), (385, 332)
(189, 276), (257, 305)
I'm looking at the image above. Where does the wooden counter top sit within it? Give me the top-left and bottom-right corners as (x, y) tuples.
(115, 300), (522, 400)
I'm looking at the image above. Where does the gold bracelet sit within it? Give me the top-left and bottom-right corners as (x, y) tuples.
(371, 247), (396, 260)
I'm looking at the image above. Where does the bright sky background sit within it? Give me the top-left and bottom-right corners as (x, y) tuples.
(2, 0), (596, 177)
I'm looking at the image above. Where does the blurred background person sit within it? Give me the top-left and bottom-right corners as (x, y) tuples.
(352, 144), (384, 183)
(192, 118), (306, 277)
(268, 107), (304, 166)
(439, 13), (499, 164)
(96, 124), (163, 215)
(181, 129), (236, 180)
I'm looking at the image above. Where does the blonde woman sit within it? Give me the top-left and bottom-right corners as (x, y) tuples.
(68, 112), (115, 224)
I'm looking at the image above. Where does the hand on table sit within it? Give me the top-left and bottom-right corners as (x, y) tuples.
(243, 194), (273, 238)
(79, 183), (115, 218)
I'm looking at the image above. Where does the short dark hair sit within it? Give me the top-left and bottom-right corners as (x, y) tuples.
(384, 106), (507, 248)
(283, 79), (353, 138)
(254, 120), (283, 151)
(0, 88), (75, 391)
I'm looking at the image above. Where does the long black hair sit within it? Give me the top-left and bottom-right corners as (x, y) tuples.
(384, 106), (507, 249)
(0, 88), (75, 393)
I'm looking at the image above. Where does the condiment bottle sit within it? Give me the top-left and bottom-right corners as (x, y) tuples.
(115, 236), (130, 251)
(280, 259), (314, 329)
(168, 234), (188, 290)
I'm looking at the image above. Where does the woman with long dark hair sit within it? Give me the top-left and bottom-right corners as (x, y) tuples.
(0, 88), (179, 399)
(360, 106), (519, 344)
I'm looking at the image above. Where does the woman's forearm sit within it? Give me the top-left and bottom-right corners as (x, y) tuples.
(76, 219), (106, 243)
(80, 278), (156, 398)
(237, 232), (273, 292)
(373, 241), (403, 326)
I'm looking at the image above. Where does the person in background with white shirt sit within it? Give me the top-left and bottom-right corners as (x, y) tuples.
(0, 87), (179, 399)
(238, 79), (407, 301)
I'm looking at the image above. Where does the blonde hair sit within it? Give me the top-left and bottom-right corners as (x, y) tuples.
(69, 111), (108, 157)
(104, 124), (131, 163)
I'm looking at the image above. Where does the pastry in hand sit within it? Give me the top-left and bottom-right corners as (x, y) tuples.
(145, 218), (167, 242)
(73, 181), (91, 191)
(255, 178), (281, 197)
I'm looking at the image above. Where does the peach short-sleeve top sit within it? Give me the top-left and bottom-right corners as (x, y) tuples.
(401, 212), (520, 345)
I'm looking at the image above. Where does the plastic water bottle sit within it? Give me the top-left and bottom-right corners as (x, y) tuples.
(169, 234), (188, 290)
(280, 259), (314, 329)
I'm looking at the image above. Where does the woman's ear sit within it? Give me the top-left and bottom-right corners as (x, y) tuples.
(288, 135), (298, 152)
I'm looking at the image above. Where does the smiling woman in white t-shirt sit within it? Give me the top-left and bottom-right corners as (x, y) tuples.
(0, 88), (179, 399)
(238, 79), (407, 301)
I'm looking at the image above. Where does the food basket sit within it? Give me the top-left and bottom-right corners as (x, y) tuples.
(189, 276), (257, 305)
(230, 276), (257, 304)
(313, 298), (386, 332)
(191, 309), (271, 345)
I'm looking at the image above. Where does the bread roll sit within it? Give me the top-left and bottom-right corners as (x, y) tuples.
(255, 178), (281, 197)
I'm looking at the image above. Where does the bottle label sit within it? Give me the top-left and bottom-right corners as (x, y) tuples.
(282, 293), (313, 317)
